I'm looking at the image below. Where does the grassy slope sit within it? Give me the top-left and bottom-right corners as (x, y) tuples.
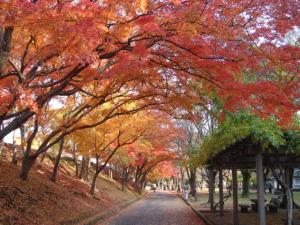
(0, 157), (137, 225)
(188, 190), (300, 225)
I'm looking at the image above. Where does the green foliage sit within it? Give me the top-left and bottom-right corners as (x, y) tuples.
(198, 111), (285, 165)
(186, 145), (199, 169)
(283, 130), (300, 154)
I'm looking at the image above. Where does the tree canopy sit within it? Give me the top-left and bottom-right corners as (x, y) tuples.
(198, 111), (300, 166)
(0, 0), (299, 196)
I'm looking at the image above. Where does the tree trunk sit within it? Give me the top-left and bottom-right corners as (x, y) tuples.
(19, 117), (39, 180)
(241, 170), (251, 197)
(271, 166), (293, 225)
(0, 122), (4, 156)
(285, 168), (293, 225)
(134, 172), (147, 193)
(0, 138), (3, 157)
(50, 138), (65, 182)
(189, 167), (197, 200)
(121, 167), (128, 192)
(90, 156), (100, 196)
(80, 156), (90, 181)
(71, 143), (79, 177)
(11, 147), (18, 165)
(286, 188), (293, 225)
(79, 156), (84, 179)
(90, 171), (100, 195)
(232, 165), (239, 225)
(20, 154), (36, 180)
(219, 168), (224, 216)
(11, 130), (17, 165)
(20, 125), (26, 155)
(121, 169), (125, 191)
(208, 169), (215, 209)
(0, 26), (13, 73)
(137, 173), (148, 192)
(281, 168), (294, 209)
(39, 152), (47, 163)
(109, 167), (113, 179)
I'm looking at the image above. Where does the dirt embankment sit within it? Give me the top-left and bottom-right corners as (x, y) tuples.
(0, 159), (137, 225)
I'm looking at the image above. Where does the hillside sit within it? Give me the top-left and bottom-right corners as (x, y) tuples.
(0, 157), (138, 225)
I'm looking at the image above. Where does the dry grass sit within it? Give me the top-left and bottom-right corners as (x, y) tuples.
(0, 155), (137, 225)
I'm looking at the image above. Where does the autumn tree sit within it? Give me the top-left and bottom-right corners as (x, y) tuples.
(0, 0), (174, 139)
(1, 0), (299, 144)
(175, 102), (218, 199)
(0, 3), (299, 208)
(72, 112), (148, 195)
(122, 111), (181, 191)
(17, 56), (196, 180)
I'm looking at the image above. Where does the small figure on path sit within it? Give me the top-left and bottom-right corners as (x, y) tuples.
(183, 182), (189, 200)
(151, 184), (156, 192)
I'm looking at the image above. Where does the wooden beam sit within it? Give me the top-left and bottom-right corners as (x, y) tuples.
(256, 152), (266, 225)
(219, 168), (224, 216)
(232, 165), (239, 225)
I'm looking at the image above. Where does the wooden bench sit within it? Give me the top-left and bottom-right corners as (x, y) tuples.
(239, 204), (250, 213)
(251, 203), (257, 211)
(274, 190), (283, 195)
(267, 204), (278, 213)
(267, 197), (280, 213)
(273, 197), (281, 204)
(281, 218), (300, 225)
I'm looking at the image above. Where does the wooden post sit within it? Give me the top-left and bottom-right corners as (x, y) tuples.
(232, 165), (239, 225)
(219, 168), (224, 216)
(256, 152), (266, 225)
(209, 168), (214, 210)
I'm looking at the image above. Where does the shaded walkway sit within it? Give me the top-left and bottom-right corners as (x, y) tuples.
(103, 191), (206, 225)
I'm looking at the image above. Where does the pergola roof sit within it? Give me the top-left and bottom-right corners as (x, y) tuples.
(206, 138), (300, 170)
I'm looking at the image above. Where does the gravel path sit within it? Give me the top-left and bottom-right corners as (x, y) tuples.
(102, 191), (206, 225)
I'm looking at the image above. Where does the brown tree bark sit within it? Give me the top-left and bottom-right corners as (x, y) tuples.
(71, 143), (79, 177)
(20, 154), (36, 180)
(19, 118), (38, 180)
(90, 171), (100, 196)
(189, 167), (197, 200)
(50, 138), (65, 182)
(241, 170), (251, 197)
(121, 167), (129, 192)
(80, 156), (90, 181)
(90, 156), (100, 195)
(179, 164), (184, 191)
(285, 168), (293, 225)
(0, 122), (4, 156)
(20, 125), (26, 155)
(0, 139), (3, 157)
(0, 26), (13, 74)
(11, 147), (18, 165)
(271, 166), (294, 225)
(11, 130), (18, 165)
(208, 169), (215, 210)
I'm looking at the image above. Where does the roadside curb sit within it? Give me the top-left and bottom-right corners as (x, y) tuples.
(177, 194), (215, 225)
(83, 192), (149, 225)
(61, 192), (148, 225)
(82, 197), (138, 225)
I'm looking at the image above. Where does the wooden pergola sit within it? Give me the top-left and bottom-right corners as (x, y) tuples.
(206, 139), (300, 225)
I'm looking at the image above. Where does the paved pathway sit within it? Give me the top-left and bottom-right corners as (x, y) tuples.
(102, 191), (206, 225)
